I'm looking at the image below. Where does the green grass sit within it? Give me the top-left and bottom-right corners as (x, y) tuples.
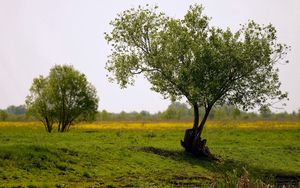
(0, 124), (299, 187)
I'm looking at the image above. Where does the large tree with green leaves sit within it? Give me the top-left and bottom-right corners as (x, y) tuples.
(105, 5), (289, 158)
(26, 65), (99, 132)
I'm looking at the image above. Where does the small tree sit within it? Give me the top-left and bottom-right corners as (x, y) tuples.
(232, 107), (241, 119)
(26, 65), (99, 132)
(105, 5), (289, 158)
(297, 109), (300, 120)
(162, 102), (190, 120)
(259, 105), (272, 118)
(0, 110), (8, 121)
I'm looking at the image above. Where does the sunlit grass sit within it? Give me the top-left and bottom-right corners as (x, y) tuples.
(0, 120), (299, 187)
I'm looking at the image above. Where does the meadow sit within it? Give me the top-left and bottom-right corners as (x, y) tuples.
(0, 121), (299, 187)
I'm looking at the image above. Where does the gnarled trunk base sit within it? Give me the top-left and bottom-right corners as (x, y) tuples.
(181, 129), (217, 160)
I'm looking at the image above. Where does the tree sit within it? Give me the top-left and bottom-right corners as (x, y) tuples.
(259, 105), (272, 118)
(105, 5), (289, 158)
(99, 110), (110, 121)
(297, 109), (300, 120)
(26, 65), (99, 132)
(48, 65), (99, 132)
(0, 110), (8, 121)
(232, 107), (241, 119)
(162, 102), (191, 120)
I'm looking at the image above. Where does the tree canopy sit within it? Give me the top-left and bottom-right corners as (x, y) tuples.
(26, 65), (99, 132)
(105, 4), (289, 157)
(0, 110), (8, 121)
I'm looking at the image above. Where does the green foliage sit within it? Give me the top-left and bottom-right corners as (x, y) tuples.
(0, 110), (8, 121)
(296, 109), (300, 120)
(26, 75), (55, 132)
(26, 65), (99, 132)
(105, 4), (289, 135)
(0, 125), (299, 187)
(162, 102), (191, 120)
(259, 105), (272, 118)
(232, 108), (241, 119)
(96, 110), (153, 121)
(0, 105), (30, 122)
(6, 105), (26, 115)
(95, 103), (300, 122)
(98, 110), (110, 121)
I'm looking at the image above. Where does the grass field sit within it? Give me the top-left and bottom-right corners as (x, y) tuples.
(0, 121), (299, 187)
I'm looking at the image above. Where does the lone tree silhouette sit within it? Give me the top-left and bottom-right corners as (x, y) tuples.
(105, 4), (289, 158)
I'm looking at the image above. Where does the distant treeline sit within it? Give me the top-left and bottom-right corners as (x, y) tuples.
(96, 102), (300, 121)
(0, 105), (31, 121)
(1, 103), (300, 122)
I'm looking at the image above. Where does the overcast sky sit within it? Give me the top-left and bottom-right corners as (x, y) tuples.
(0, 0), (299, 113)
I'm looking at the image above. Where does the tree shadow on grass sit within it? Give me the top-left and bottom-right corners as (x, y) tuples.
(139, 146), (245, 174)
(138, 146), (300, 186)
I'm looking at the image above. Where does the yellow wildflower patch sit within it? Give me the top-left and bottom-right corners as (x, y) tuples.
(75, 121), (300, 130)
(0, 121), (299, 130)
(0, 121), (40, 127)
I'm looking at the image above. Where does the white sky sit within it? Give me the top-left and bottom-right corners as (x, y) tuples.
(0, 0), (299, 113)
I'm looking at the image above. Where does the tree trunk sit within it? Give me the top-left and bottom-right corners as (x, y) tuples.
(181, 105), (216, 160)
(58, 122), (61, 132)
(192, 104), (199, 131)
(181, 104), (199, 152)
(45, 116), (52, 133)
(197, 106), (212, 136)
(60, 123), (67, 132)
